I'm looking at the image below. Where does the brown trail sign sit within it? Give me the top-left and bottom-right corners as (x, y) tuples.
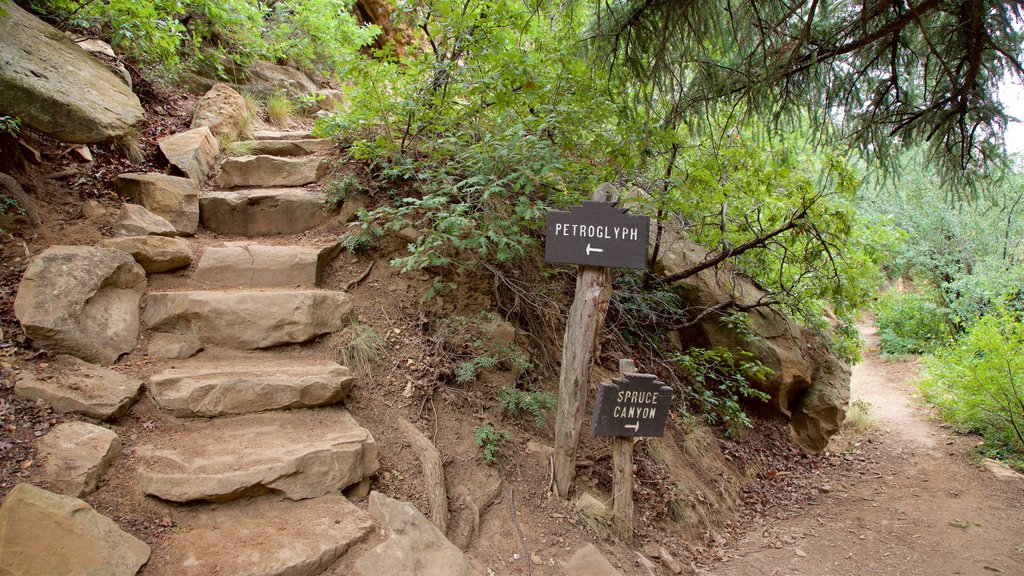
(590, 372), (673, 438)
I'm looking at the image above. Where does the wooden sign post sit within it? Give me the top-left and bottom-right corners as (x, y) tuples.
(590, 359), (672, 539)
(547, 184), (650, 500)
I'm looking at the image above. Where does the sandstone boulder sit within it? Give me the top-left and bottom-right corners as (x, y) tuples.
(214, 155), (329, 188)
(112, 204), (177, 237)
(158, 126), (220, 182)
(195, 243), (340, 288)
(99, 236), (193, 274)
(191, 83), (249, 140)
(560, 545), (622, 576)
(115, 173), (199, 235)
(0, 3), (143, 143)
(246, 61), (318, 97)
(146, 495), (373, 576)
(37, 421), (120, 497)
(14, 356), (143, 420)
(147, 333), (204, 359)
(149, 361), (355, 417)
(136, 409), (378, 502)
(232, 138), (334, 157)
(199, 189), (328, 236)
(354, 491), (479, 576)
(74, 38), (131, 88)
(144, 290), (354, 349)
(659, 234), (850, 450)
(14, 246), (146, 365)
(0, 484), (150, 576)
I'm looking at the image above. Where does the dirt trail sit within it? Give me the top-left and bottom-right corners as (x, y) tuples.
(701, 324), (1024, 575)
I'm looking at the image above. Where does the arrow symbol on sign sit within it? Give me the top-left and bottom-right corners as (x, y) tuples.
(586, 243), (604, 256)
(624, 421), (640, 433)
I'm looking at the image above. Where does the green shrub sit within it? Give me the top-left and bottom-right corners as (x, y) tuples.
(438, 313), (533, 385)
(919, 306), (1024, 468)
(873, 291), (952, 355)
(324, 175), (367, 211)
(474, 424), (509, 464)
(499, 387), (556, 428)
(673, 347), (772, 437)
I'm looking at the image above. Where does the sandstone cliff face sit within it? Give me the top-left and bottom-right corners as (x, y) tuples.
(659, 233), (850, 451)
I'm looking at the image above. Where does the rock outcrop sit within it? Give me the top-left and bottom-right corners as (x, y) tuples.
(660, 234), (850, 451)
(0, 3), (143, 143)
(14, 246), (146, 365)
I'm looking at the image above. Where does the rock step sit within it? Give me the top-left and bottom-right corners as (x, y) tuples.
(147, 494), (373, 576)
(143, 290), (354, 350)
(234, 138), (334, 157)
(200, 188), (327, 236)
(252, 129), (315, 141)
(136, 409), (378, 503)
(214, 155), (328, 189)
(195, 243), (340, 288)
(149, 361), (354, 417)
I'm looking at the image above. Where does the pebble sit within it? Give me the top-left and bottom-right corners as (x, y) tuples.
(794, 548), (807, 558)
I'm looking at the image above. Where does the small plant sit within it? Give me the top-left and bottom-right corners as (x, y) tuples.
(439, 313), (533, 384)
(345, 323), (386, 377)
(114, 127), (145, 163)
(674, 347), (773, 436)
(267, 92), (294, 127)
(843, 399), (872, 432)
(241, 91), (262, 118)
(324, 175), (367, 211)
(224, 139), (257, 156)
(499, 387), (557, 427)
(339, 229), (374, 253)
(0, 115), (19, 139)
(474, 424), (509, 464)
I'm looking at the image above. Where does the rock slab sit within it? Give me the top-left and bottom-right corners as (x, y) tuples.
(146, 495), (373, 576)
(234, 139), (334, 157)
(144, 290), (353, 349)
(199, 189), (328, 236)
(136, 409), (378, 502)
(14, 246), (146, 365)
(214, 155), (328, 189)
(99, 236), (194, 274)
(354, 491), (479, 576)
(191, 83), (249, 140)
(560, 545), (622, 576)
(113, 204), (178, 237)
(115, 173), (200, 235)
(195, 243), (340, 288)
(0, 3), (143, 143)
(0, 483), (150, 576)
(158, 126), (220, 182)
(147, 333), (204, 359)
(37, 421), (120, 497)
(14, 355), (143, 420)
(149, 362), (355, 417)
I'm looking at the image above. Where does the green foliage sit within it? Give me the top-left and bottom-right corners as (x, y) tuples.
(0, 115), (19, 139)
(919, 306), (1024, 468)
(673, 347), (772, 437)
(474, 424), (509, 464)
(324, 175), (367, 211)
(438, 313), (532, 385)
(499, 387), (556, 428)
(873, 291), (953, 356)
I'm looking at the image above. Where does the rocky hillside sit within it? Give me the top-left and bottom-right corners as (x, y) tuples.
(0, 5), (853, 576)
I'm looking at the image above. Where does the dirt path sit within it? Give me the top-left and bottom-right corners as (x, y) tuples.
(701, 324), (1024, 576)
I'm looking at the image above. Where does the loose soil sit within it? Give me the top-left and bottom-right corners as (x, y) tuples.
(699, 324), (1024, 576)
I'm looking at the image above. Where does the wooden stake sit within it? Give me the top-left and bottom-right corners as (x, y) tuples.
(553, 183), (617, 499)
(612, 358), (636, 539)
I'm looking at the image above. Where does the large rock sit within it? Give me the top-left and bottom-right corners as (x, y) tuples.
(233, 139), (333, 157)
(200, 189), (328, 236)
(659, 234), (850, 450)
(135, 409), (378, 502)
(0, 3), (143, 143)
(246, 61), (318, 97)
(0, 484), (150, 576)
(195, 243), (340, 288)
(14, 246), (146, 365)
(99, 236), (193, 274)
(115, 173), (200, 235)
(112, 204), (178, 237)
(149, 361), (355, 417)
(214, 155), (329, 189)
(158, 126), (220, 182)
(354, 492), (479, 576)
(191, 83), (249, 140)
(14, 356), (143, 420)
(37, 421), (121, 497)
(560, 545), (622, 576)
(147, 495), (373, 576)
(144, 290), (354, 349)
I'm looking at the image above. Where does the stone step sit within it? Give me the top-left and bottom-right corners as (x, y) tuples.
(214, 155), (328, 189)
(143, 290), (353, 350)
(234, 138), (333, 157)
(149, 361), (354, 417)
(252, 129), (315, 141)
(200, 188), (327, 236)
(136, 409), (378, 503)
(195, 243), (340, 288)
(146, 495), (373, 576)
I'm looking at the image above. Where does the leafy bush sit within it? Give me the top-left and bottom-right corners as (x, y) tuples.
(499, 387), (556, 428)
(437, 313), (532, 384)
(919, 306), (1024, 468)
(873, 291), (952, 355)
(474, 424), (509, 464)
(324, 175), (367, 211)
(673, 347), (772, 437)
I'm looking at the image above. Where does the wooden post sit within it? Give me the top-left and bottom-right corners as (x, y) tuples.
(612, 359), (636, 539)
(553, 183), (617, 499)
